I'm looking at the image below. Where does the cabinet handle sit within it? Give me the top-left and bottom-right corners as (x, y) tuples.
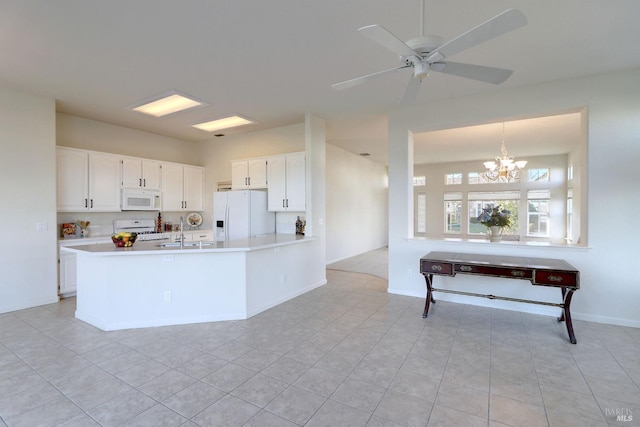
(143, 178), (146, 187)
(85, 198), (88, 208)
(184, 201), (187, 209)
(90, 199), (93, 208)
(282, 199), (285, 208)
(245, 177), (248, 186)
(139, 178), (142, 187)
(248, 177), (251, 186)
(286, 199), (289, 208)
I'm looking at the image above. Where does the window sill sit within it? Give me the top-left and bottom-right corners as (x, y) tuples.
(409, 236), (590, 250)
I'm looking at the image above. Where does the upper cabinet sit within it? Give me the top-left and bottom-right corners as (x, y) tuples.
(162, 163), (204, 211)
(57, 147), (121, 212)
(231, 158), (268, 190)
(267, 152), (306, 212)
(122, 158), (162, 191)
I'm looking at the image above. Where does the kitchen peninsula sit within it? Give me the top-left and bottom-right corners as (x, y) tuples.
(61, 234), (320, 331)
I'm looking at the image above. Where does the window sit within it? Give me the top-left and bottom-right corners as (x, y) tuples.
(413, 176), (426, 186)
(527, 190), (550, 236)
(468, 191), (520, 235)
(468, 172), (491, 185)
(567, 164), (574, 181)
(566, 188), (573, 242)
(444, 192), (462, 233)
(528, 168), (550, 182)
(416, 193), (426, 233)
(445, 173), (462, 185)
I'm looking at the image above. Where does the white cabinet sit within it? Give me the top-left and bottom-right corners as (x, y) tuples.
(168, 230), (214, 242)
(57, 147), (121, 212)
(231, 158), (268, 189)
(58, 237), (110, 296)
(122, 158), (162, 190)
(267, 152), (306, 211)
(162, 163), (204, 211)
(58, 249), (77, 296)
(186, 230), (214, 242)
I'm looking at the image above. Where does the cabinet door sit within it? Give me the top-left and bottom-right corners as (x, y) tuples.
(231, 161), (249, 189)
(285, 153), (306, 211)
(183, 166), (204, 211)
(89, 153), (121, 211)
(57, 148), (89, 211)
(59, 250), (77, 295)
(162, 163), (185, 211)
(121, 158), (142, 188)
(267, 156), (287, 211)
(142, 160), (162, 190)
(247, 158), (268, 188)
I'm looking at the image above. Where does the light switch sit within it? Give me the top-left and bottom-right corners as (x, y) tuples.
(36, 222), (48, 231)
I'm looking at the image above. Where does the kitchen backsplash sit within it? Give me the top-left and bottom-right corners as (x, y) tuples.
(57, 210), (305, 238)
(56, 211), (202, 238)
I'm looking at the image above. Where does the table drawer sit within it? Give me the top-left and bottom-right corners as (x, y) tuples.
(421, 260), (453, 276)
(455, 264), (533, 280)
(534, 270), (579, 288)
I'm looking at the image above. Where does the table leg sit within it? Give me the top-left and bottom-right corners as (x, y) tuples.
(557, 288), (577, 344)
(422, 274), (436, 318)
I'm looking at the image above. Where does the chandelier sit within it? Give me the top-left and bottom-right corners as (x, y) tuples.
(483, 123), (527, 182)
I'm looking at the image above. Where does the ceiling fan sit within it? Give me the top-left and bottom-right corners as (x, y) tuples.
(332, 4), (527, 104)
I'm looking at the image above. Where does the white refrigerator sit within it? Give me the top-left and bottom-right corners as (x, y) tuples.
(213, 190), (275, 241)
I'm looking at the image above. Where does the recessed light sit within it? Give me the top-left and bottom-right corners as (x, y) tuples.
(192, 115), (255, 132)
(131, 90), (208, 117)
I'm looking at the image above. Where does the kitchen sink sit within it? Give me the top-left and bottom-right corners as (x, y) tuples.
(156, 241), (216, 248)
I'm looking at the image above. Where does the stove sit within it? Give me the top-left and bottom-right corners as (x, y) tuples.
(113, 219), (170, 241)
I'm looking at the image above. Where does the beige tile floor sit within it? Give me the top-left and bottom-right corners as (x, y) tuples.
(1, 251), (639, 426)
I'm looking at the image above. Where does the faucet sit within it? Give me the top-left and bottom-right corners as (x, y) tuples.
(179, 216), (184, 249)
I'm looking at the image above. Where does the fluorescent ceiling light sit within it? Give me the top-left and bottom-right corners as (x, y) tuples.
(192, 115), (255, 132)
(131, 91), (207, 117)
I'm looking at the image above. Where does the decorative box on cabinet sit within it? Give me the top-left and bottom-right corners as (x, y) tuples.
(267, 152), (305, 211)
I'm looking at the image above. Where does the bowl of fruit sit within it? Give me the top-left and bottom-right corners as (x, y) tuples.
(112, 232), (137, 248)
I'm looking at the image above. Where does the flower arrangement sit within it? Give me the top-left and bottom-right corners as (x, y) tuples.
(478, 205), (511, 228)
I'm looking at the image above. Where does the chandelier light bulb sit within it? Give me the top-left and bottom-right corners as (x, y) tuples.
(483, 122), (527, 182)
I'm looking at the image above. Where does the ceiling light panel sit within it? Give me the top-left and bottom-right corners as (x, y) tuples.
(131, 91), (208, 117)
(192, 115), (255, 132)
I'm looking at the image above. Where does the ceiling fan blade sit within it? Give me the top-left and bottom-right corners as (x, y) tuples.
(431, 61), (513, 84)
(399, 76), (421, 105)
(427, 9), (527, 62)
(331, 65), (410, 91)
(358, 24), (418, 58)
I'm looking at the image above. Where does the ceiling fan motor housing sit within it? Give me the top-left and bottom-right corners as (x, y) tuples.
(406, 35), (444, 56)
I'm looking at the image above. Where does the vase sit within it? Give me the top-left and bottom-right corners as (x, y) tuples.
(489, 226), (502, 242)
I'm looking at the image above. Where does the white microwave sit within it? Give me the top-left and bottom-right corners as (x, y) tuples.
(121, 189), (161, 211)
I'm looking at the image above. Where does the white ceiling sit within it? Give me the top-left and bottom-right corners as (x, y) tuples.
(413, 112), (583, 165)
(1, 1), (639, 165)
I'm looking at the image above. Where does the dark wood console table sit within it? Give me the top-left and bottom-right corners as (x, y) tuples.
(420, 251), (580, 344)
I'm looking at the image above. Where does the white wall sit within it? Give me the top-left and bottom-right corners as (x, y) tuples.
(0, 87), (59, 313)
(326, 144), (388, 264)
(388, 68), (640, 328)
(57, 114), (199, 165)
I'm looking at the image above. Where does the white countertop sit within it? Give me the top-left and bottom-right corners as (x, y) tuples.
(60, 234), (314, 256)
